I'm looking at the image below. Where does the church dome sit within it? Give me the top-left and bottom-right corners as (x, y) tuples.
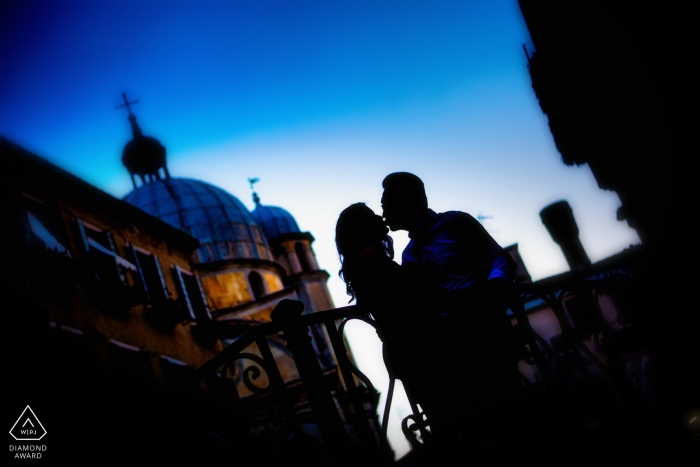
(251, 194), (301, 241)
(124, 178), (272, 263)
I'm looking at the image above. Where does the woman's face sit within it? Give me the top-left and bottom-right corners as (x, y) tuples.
(337, 206), (387, 255)
(358, 208), (387, 235)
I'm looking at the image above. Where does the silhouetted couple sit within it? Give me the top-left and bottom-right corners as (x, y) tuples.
(336, 172), (523, 464)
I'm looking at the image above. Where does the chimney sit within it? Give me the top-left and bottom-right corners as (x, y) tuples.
(540, 200), (591, 272)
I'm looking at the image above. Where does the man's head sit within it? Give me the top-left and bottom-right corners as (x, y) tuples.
(381, 172), (428, 232)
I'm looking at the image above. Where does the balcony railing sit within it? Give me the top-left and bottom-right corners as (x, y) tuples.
(192, 256), (663, 463)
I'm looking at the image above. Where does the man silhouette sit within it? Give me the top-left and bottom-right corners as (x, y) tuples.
(381, 172), (521, 461)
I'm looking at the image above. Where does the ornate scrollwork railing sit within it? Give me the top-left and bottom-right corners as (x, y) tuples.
(193, 258), (655, 461)
(194, 300), (391, 462)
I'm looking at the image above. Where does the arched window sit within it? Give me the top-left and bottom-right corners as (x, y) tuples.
(295, 242), (310, 272)
(248, 271), (266, 300)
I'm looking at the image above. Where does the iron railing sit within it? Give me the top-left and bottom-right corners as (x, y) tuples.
(192, 256), (657, 463)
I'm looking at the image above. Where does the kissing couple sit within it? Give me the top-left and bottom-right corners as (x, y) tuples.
(335, 172), (524, 463)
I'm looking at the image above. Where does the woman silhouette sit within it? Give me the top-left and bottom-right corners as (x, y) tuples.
(335, 203), (436, 431)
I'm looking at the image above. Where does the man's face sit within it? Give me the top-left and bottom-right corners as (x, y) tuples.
(381, 188), (412, 232)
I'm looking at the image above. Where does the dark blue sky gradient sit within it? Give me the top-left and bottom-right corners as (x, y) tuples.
(2, 1), (525, 176)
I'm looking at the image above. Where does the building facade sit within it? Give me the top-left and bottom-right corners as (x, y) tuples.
(1, 103), (377, 461)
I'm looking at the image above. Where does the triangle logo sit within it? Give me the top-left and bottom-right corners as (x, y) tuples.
(9, 406), (47, 441)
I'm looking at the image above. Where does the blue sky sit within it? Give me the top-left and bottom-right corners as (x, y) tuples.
(1, 0), (641, 457)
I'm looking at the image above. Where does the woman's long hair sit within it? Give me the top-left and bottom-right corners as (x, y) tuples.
(335, 202), (394, 303)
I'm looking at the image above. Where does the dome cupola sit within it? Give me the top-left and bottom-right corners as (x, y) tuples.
(118, 93), (170, 188)
(251, 191), (301, 241)
(124, 178), (272, 263)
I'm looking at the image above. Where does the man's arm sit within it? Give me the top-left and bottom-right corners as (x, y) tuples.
(486, 247), (517, 283)
(450, 211), (517, 309)
(450, 211), (516, 282)
(476, 220), (517, 308)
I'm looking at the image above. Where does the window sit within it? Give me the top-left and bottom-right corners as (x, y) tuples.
(295, 242), (310, 272)
(129, 244), (168, 306)
(26, 211), (69, 254)
(19, 196), (75, 304)
(173, 266), (212, 321)
(76, 219), (136, 285)
(248, 271), (266, 300)
(21, 193), (70, 255)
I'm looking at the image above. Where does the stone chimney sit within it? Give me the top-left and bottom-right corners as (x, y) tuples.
(540, 200), (591, 272)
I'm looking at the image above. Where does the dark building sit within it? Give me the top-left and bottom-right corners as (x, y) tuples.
(517, 1), (698, 458)
(517, 0), (693, 249)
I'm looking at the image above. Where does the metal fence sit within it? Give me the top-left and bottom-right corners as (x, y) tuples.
(192, 261), (664, 463)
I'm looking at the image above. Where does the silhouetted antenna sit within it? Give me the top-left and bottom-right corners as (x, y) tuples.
(116, 92), (139, 116)
(477, 212), (492, 223)
(248, 177), (260, 205)
(478, 212), (499, 233)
